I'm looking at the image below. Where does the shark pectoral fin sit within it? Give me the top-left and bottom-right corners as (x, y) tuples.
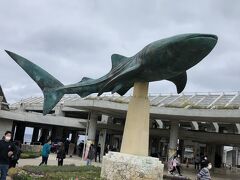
(167, 71), (187, 93)
(111, 54), (127, 69)
(79, 77), (93, 83)
(77, 91), (92, 98)
(111, 84), (123, 94)
(98, 64), (140, 96)
(116, 84), (132, 96)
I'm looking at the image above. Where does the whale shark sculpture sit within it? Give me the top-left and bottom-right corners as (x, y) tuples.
(5, 33), (218, 115)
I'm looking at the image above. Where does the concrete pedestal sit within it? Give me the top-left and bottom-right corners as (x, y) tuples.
(101, 152), (164, 180)
(101, 82), (164, 180)
(120, 82), (150, 156)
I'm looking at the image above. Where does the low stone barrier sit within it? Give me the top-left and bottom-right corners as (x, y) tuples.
(163, 175), (191, 180)
(101, 151), (164, 180)
(21, 144), (42, 153)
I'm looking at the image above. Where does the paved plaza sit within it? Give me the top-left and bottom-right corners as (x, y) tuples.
(15, 154), (239, 180)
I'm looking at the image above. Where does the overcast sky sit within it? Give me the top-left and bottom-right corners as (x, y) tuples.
(0, 0), (240, 103)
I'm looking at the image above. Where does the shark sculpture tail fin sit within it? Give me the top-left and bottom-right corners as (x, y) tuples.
(43, 88), (64, 115)
(5, 50), (64, 115)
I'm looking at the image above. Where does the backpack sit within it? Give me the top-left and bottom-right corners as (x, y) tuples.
(12, 146), (21, 161)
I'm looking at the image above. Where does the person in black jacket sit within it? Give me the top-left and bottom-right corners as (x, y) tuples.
(95, 144), (101, 163)
(201, 156), (209, 169)
(56, 142), (66, 166)
(0, 131), (14, 180)
(86, 144), (95, 166)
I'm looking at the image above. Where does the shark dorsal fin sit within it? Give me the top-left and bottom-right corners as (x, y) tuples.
(111, 54), (127, 69)
(167, 71), (187, 93)
(80, 77), (93, 82)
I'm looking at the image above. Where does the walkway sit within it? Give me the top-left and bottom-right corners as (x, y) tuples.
(17, 154), (239, 180)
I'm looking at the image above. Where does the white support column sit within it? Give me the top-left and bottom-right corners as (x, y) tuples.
(191, 121), (199, 130)
(99, 115), (109, 161)
(168, 121), (179, 159)
(88, 112), (98, 143)
(236, 123), (240, 134)
(212, 122), (219, 132)
(55, 104), (65, 116)
(98, 129), (107, 161)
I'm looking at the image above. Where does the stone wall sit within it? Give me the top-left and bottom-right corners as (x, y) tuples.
(21, 144), (42, 153)
(101, 151), (164, 180)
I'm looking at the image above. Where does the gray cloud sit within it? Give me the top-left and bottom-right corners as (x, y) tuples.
(1, 0), (240, 103)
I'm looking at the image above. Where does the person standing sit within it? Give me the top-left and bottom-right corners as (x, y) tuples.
(64, 138), (70, 155)
(104, 144), (110, 155)
(78, 140), (84, 157)
(0, 131), (14, 180)
(197, 163), (212, 180)
(39, 140), (51, 166)
(194, 154), (201, 171)
(68, 142), (75, 158)
(95, 144), (101, 163)
(56, 142), (66, 166)
(86, 144), (95, 166)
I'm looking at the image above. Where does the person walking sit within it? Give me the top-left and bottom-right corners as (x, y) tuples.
(176, 154), (182, 176)
(95, 144), (101, 162)
(64, 138), (70, 155)
(0, 131), (14, 180)
(197, 163), (212, 180)
(169, 155), (182, 176)
(86, 144), (95, 166)
(56, 142), (66, 166)
(39, 139), (51, 166)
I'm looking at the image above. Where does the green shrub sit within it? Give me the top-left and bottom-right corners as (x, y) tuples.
(16, 165), (102, 180)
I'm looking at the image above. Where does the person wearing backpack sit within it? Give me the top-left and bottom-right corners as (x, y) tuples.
(0, 131), (14, 180)
(86, 144), (95, 166)
(39, 139), (51, 166)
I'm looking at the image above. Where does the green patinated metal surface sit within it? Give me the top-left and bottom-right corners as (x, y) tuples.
(5, 33), (218, 115)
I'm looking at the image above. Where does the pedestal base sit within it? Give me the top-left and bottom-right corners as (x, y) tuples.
(101, 152), (164, 180)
